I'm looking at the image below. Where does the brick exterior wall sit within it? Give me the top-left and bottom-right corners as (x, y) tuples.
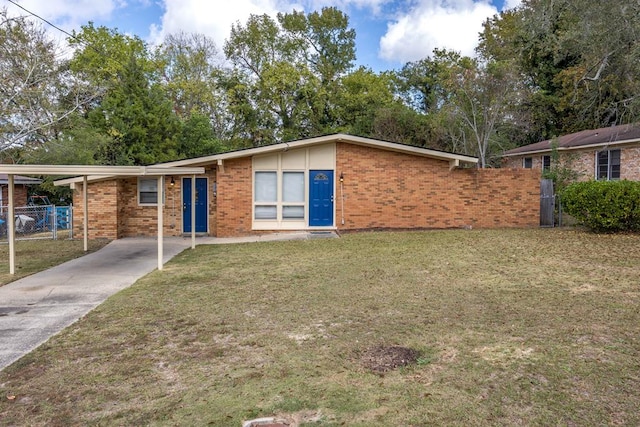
(335, 143), (539, 231)
(73, 169), (217, 239)
(73, 180), (119, 239)
(1, 185), (28, 207)
(215, 158), (253, 237)
(75, 143), (541, 239)
(503, 145), (640, 182)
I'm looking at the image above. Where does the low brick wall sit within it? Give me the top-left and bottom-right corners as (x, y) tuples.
(335, 143), (539, 231)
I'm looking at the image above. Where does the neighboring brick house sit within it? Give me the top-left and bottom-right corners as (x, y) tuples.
(502, 124), (640, 181)
(57, 134), (541, 239)
(0, 174), (42, 208)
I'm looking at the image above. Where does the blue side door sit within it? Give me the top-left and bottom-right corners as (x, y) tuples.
(183, 177), (208, 233)
(309, 170), (334, 226)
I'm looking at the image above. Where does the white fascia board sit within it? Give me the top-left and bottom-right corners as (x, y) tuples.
(0, 165), (204, 176)
(0, 165), (143, 175)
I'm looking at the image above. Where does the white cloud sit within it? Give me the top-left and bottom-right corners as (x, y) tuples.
(502, 0), (522, 10)
(8, 0), (124, 29)
(148, 0), (389, 50)
(149, 0), (291, 49)
(379, 0), (498, 63)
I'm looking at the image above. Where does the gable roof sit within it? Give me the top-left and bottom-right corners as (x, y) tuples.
(502, 124), (640, 157)
(0, 174), (43, 185)
(161, 133), (478, 167)
(53, 134), (478, 186)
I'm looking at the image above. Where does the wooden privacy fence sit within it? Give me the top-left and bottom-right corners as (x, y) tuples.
(540, 179), (555, 227)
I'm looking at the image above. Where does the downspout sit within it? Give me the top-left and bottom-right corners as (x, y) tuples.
(339, 172), (345, 225)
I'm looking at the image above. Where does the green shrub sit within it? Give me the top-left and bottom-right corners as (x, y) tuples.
(561, 180), (640, 232)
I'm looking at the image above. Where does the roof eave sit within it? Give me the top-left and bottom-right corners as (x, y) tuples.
(503, 136), (640, 157)
(161, 134), (478, 167)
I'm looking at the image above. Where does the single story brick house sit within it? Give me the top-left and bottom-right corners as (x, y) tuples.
(56, 134), (540, 239)
(0, 174), (42, 208)
(502, 124), (640, 181)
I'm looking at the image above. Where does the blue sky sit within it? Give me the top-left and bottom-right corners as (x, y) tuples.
(5, 0), (521, 72)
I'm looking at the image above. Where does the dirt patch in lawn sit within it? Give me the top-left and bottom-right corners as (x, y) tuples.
(359, 345), (419, 373)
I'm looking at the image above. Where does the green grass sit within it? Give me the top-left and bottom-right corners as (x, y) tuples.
(0, 239), (109, 285)
(1, 229), (639, 425)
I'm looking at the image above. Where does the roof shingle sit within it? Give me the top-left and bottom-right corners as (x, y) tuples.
(503, 124), (640, 156)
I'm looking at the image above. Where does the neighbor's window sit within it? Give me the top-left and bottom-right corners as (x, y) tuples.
(254, 171), (305, 220)
(138, 178), (158, 205)
(597, 149), (621, 180)
(542, 155), (551, 171)
(523, 157), (533, 168)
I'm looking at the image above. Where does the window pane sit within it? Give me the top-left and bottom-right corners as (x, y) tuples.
(140, 192), (157, 204)
(139, 178), (158, 204)
(610, 149), (621, 164)
(597, 151), (609, 180)
(610, 149), (621, 179)
(523, 157), (532, 168)
(255, 172), (277, 202)
(542, 156), (551, 171)
(255, 205), (277, 219)
(139, 178), (157, 192)
(283, 205), (304, 219)
(283, 172), (304, 202)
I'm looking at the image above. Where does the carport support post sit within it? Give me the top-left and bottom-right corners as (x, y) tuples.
(158, 175), (164, 271)
(191, 174), (196, 249)
(83, 176), (88, 252)
(8, 174), (15, 275)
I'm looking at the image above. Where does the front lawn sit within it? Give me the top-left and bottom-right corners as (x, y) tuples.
(1, 229), (639, 425)
(0, 239), (109, 285)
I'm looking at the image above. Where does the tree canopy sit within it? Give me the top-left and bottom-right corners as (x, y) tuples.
(1, 1), (639, 170)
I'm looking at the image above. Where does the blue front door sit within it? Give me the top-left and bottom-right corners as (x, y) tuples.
(183, 177), (208, 233)
(309, 170), (334, 226)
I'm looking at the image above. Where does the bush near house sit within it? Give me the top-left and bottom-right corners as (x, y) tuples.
(562, 180), (640, 232)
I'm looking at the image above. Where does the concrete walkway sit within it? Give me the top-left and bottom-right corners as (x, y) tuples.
(0, 232), (336, 371)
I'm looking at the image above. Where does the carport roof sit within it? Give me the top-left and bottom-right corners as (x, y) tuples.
(0, 164), (205, 276)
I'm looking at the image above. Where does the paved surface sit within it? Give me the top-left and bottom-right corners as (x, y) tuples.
(0, 232), (337, 371)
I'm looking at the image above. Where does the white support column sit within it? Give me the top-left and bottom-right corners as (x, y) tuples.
(158, 175), (164, 271)
(191, 174), (196, 249)
(83, 176), (88, 252)
(8, 174), (15, 275)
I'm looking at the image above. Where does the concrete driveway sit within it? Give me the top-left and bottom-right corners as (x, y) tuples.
(0, 237), (192, 371)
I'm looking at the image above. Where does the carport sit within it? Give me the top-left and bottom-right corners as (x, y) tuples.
(0, 165), (204, 275)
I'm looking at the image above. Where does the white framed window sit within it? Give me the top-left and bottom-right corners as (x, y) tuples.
(282, 172), (304, 219)
(254, 171), (305, 221)
(542, 155), (551, 171)
(523, 157), (533, 168)
(596, 149), (621, 180)
(138, 178), (159, 205)
(254, 172), (277, 219)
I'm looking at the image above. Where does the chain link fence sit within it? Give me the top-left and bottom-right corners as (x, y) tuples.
(0, 205), (73, 241)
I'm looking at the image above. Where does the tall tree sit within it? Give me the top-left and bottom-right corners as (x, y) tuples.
(87, 54), (180, 165)
(0, 8), (93, 159)
(223, 7), (356, 144)
(479, 0), (640, 141)
(69, 25), (180, 165)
